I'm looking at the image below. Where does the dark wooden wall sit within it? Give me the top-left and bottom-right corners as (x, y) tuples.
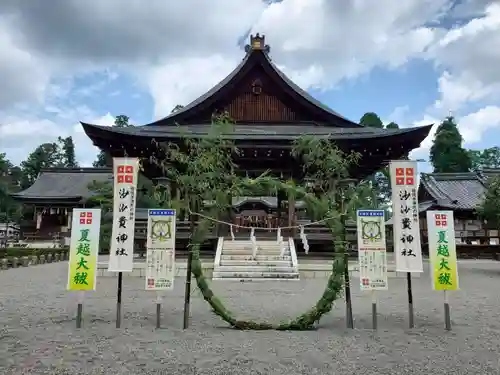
(181, 65), (318, 124)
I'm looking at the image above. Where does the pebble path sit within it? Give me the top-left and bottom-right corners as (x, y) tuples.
(1, 260), (499, 374)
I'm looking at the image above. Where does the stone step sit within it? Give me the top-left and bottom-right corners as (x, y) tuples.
(212, 271), (300, 280)
(216, 266), (296, 273)
(223, 240), (287, 246)
(220, 255), (292, 261)
(219, 260), (292, 267)
(223, 244), (288, 250)
(221, 249), (289, 255)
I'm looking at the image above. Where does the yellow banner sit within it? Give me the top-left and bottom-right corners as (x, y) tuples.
(67, 209), (101, 291)
(426, 210), (459, 291)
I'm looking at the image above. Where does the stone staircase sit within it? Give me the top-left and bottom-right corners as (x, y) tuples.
(212, 237), (300, 281)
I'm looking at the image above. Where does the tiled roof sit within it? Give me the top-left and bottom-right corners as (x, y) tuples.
(11, 168), (112, 201)
(81, 122), (433, 141)
(419, 171), (497, 210)
(386, 169), (500, 225)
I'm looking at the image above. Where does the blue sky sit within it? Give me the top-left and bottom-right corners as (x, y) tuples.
(0, 0), (499, 171)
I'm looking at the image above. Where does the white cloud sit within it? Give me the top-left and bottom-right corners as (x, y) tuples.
(409, 117), (439, 160)
(459, 106), (500, 144)
(146, 55), (238, 118)
(73, 113), (116, 167)
(385, 106), (410, 125)
(0, 17), (51, 109)
(429, 3), (500, 115)
(248, 0), (444, 88)
(401, 2), (500, 161)
(0, 107), (115, 167)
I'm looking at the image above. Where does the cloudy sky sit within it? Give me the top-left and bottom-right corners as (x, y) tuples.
(0, 0), (499, 171)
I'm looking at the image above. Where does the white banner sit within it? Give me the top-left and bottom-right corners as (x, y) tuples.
(108, 158), (139, 272)
(146, 209), (176, 290)
(390, 160), (423, 272)
(357, 210), (388, 290)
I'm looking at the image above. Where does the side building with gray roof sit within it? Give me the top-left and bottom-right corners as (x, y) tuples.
(11, 167), (113, 205)
(10, 168), (113, 241)
(388, 169), (500, 245)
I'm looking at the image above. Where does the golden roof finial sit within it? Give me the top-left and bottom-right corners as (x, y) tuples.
(245, 33), (270, 54)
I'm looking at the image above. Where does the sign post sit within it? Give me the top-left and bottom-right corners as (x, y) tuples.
(109, 158), (139, 328)
(67, 208), (101, 328)
(357, 209), (388, 330)
(390, 161), (423, 328)
(426, 210), (459, 331)
(146, 209), (176, 329)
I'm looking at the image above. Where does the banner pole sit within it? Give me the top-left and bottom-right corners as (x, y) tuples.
(444, 290), (451, 331)
(407, 272), (414, 328)
(76, 291), (84, 329)
(183, 206), (196, 329)
(116, 272), (123, 328)
(371, 290), (377, 330)
(341, 212), (354, 329)
(156, 291), (162, 329)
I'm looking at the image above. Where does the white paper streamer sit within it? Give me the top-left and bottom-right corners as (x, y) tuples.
(230, 225), (235, 241)
(250, 228), (257, 259)
(300, 226), (309, 254)
(279, 239), (286, 258)
(276, 228), (286, 257)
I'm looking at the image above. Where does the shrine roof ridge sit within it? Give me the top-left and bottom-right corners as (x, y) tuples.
(39, 167), (112, 174)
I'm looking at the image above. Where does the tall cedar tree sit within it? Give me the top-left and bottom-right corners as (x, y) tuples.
(359, 112), (399, 208)
(430, 116), (471, 173)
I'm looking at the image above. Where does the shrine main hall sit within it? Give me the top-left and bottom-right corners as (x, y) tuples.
(12, 34), (432, 250)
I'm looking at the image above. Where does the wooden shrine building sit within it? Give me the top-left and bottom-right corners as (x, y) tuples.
(418, 169), (500, 245)
(11, 34), (432, 251)
(81, 34), (432, 240)
(387, 169), (500, 248)
(10, 168), (112, 247)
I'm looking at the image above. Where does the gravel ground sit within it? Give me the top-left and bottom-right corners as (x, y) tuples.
(1, 261), (500, 375)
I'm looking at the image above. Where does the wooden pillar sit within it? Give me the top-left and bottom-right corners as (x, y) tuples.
(277, 190), (283, 226)
(288, 191), (296, 238)
(227, 193), (233, 237)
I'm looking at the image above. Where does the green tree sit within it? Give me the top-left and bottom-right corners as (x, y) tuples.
(430, 116), (471, 173)
(468, 147), (500, 171)
(360, 112), (383, 128)
(171, 104), (184, 113)
(477, 175), (500, 229)
(57, 136), (78, 167)
(0, 154), (22, 221)
(20, 143), (61, 188)
(114, 115), (130, 128)
(358, 114), (396, 207)
(93, 115), (132, 167)
(385, 122), (399, 129)
(149, 115), (370, 330)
